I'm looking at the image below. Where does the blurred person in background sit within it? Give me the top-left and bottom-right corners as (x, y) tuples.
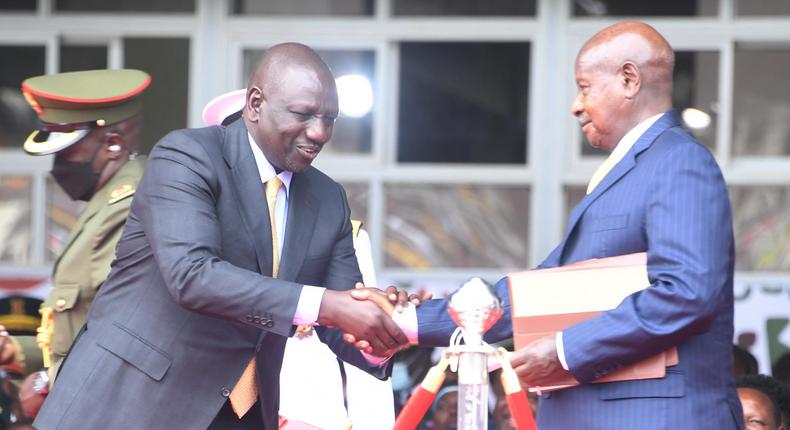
(737, 374), (787, 430)
(16, 69), (150, 383)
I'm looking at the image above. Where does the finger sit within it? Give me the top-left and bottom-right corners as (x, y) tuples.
(364, 291), (395, 315)
(355, 282), (365, 289)
(368, 335), (390, 356)
(380, 315), (409, 347)
(354, 340), (370, 350)
(385, 285), (398, 303)
(343, 333), (357, 344)
(350, 289), (370, 300)
(395, 290), (408, 313)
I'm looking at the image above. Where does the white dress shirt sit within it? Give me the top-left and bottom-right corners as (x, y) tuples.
(247, 133), (325, 326)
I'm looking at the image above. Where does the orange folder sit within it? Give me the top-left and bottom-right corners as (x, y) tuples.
(508, 253), (678, 392)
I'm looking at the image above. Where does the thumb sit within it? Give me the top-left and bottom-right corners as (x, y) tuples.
(350, 289), (370, 300)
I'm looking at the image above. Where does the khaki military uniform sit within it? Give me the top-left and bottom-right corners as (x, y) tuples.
(40, 156), (145, 380)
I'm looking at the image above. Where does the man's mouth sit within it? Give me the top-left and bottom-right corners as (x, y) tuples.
(296, 144), (321, 161)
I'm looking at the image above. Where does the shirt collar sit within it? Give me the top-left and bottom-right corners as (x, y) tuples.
(247, 132), (292, 195)
(608, 112), (664, 162)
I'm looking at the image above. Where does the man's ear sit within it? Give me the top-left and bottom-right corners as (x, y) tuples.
(104, 133), (126, 160)
(620, 61), (641, 99)
(246, 86), (263, 122)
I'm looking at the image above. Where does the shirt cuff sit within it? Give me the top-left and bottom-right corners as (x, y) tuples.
(292, 285), (326, 326)
(360, 350), (391, 367)
(392, 304), (418, 345)
(556, 331), (569, 370)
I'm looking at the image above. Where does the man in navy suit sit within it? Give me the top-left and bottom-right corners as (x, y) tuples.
(355, 21), (743, 429)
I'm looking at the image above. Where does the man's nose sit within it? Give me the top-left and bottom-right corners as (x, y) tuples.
(306, 118), (332, 143)
(571, 94), (583, 117)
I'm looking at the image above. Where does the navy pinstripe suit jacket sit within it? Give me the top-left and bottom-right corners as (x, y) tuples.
(417, 111), (743, 429)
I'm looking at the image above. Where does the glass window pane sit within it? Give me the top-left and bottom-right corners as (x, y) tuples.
(564, 186), (587, 230)
(124, 38), (190, 155)
(384, 184), (529, 269)
(398, 42), (529, 164)
(46, 178), (85, 261)
(732, 44), (790, 157)
(0, 0), (36, 11)
(55, 0), (194, 12)
(233, 0), (373, 15)
(0, 46), (44, 149)
(243, 48), (374, 155)
(674, 51), (718, 152)
(737, 0), (790, 16)
(393, 0), (536, 16)
(340, 182), (369, 225)
(0, 176), (32, 264)
(60, 45), (107, 73)
(573, 0), (717, 16)
(730, 186), (790, 271)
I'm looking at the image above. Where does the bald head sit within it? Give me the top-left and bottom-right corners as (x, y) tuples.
(243, 43), (339, 172)
(571, 21), (675, 151)
(578, 21), (674, 104)
(248, 43), (334, 95)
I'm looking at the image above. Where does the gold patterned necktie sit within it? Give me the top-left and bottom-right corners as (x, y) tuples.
(229, 176), (283, 418)
(586, 154), (618, 195)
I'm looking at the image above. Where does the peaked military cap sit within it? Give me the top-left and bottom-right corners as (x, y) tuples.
(21, 69), (151, 155)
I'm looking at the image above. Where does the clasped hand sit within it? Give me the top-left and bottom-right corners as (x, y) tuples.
(317, 283), (430, 357)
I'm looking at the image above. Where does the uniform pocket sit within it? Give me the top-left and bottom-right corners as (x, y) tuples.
(46, 283), (85, 356)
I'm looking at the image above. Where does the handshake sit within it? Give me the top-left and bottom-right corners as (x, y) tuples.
(317, 283), (431, 357)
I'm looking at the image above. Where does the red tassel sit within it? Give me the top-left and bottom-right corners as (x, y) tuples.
(505, 390), (537, 430)
(393, 386), (438, 430)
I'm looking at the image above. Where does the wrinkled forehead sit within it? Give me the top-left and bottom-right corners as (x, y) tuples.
(268, 65), (338, 108)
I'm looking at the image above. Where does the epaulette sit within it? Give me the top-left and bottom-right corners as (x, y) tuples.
(108, 183), (135, 204)
(350, 219), (362, 238)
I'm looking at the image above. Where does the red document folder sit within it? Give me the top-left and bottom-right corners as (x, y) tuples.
(508, 253), (678, 392)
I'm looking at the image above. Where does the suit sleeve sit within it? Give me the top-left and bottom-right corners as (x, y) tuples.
(562, 138), (734, 383)
(414, 276), (515, 347)
(134, 132), (302, 337)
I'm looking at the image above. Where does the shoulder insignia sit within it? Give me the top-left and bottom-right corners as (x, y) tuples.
(109, 184), (135, 204)
(350, 219), (362, 238)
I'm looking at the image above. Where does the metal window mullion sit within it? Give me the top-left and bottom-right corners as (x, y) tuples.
(530, 0), (569, 267)
(368, 176), (385, 280)
(717, 39), (734, 170)
(45, 34), (58, 74)
(108, 36), (122, 69)
(30, 170), (48, 267)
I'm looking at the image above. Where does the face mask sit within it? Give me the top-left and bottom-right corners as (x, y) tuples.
(51, 143), (106, 201)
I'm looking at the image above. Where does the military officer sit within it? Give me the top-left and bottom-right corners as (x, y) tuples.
(14, 69), (151, 382)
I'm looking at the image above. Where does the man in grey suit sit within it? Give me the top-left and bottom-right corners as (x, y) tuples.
(34, 43), (406, 430)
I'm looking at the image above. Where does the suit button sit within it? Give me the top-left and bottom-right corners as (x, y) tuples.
(55, 298), (67, 310)
(246, 315), (253, 323)
(252, 316), (261, 324)
(265, 321), (274, 328)
(221, 388), (230, 397)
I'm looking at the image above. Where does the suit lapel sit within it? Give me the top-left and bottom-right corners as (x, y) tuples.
(223, 120), (275, 276)
(278, 172), (317, 282)
(556, 111), (681, 262)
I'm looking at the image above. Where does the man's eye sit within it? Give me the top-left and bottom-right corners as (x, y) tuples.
(291, 111), (312, 120)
